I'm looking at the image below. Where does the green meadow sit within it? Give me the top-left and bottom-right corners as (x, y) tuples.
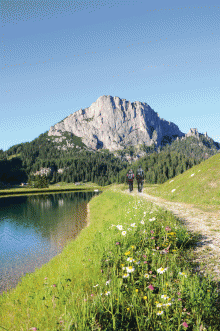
(143, 152), (220, 213)
(0, 154), (220, 330)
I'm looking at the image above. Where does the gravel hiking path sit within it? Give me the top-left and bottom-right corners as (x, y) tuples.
(111, 187), (220, 294)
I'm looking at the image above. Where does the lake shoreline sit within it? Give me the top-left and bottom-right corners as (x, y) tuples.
(0, 182), (108, 198)
(0, 184), (220, 330)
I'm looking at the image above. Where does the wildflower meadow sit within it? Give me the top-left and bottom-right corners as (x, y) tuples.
(0, 188), (219, 330)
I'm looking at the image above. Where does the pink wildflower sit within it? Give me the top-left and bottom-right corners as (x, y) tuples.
(148, 284), (154, 291)
(182, 321), (188, 328)
(143, 255), (147, 258)
(165, 226), (171, 232)
(151, 237), (155, 239)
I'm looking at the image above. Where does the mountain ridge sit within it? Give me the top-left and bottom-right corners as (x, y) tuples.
(48, 95), (186, 151)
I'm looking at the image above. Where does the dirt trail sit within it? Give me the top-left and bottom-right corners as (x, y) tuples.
(112, 187), (220, 287)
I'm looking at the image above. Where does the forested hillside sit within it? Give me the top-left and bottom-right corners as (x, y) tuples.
(0, 130), (219, 188)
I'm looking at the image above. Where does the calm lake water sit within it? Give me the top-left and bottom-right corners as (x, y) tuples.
(0, 190), (101, 296)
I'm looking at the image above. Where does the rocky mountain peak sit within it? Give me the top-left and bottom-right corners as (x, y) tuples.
(48, 95), (210, 152)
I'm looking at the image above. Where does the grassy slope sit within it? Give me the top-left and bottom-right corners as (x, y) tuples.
(0, 189), (137, 329)
(143, 153), (220, 212)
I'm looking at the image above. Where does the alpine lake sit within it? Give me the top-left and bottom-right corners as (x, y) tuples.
(0, 188), (102, 296)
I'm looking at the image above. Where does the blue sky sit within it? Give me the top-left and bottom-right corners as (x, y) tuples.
(1, 0), (220, 152)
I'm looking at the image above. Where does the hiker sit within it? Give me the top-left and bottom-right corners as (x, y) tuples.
(126, 169), (134, 192)
(136, 165), (144, 192)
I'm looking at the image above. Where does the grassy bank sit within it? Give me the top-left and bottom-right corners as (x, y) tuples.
(0, 186), (220, 330)
(141, 153), (220, 213)
(0, 181), (109, 198)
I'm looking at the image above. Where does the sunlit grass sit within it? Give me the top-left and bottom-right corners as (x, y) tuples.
(0, 188), (219, 330)
(0, 181), (107, 198)
(143, 153), (220, 212)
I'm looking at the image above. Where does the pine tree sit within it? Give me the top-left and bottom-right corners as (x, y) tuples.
(50, 172), (56, 184)
(35, 174), (49, 188)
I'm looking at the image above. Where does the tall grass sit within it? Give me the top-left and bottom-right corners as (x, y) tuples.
(0, 188), (219, 330)
(144, 153), (220, 212)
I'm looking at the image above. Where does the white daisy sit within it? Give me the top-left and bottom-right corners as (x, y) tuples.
(127, 257), (135, 262)
(126, 266), (135, 273)
(157, 267), (168, 274)
(156, 303), (163, 308)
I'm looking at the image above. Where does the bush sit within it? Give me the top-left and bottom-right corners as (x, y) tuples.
(31, 174), (49, 188)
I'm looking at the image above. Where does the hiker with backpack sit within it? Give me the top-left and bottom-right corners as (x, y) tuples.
(136, 165), (144, 192)
(126, 169), (134, 192)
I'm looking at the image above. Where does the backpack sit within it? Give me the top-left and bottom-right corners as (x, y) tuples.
(136, 169), (144, 181)
(127, 172), (133, 181)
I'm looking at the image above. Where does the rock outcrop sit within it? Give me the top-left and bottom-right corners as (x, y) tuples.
(185, 128), (210, 140)
(48, 95), (187, 152)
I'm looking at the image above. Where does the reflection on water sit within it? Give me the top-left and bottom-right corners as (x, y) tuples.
(0, 190), (101, 296)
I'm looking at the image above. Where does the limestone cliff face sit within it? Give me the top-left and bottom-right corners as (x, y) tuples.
(48, 95), (185, 151)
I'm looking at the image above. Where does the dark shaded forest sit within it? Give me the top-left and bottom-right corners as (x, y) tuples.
(0, 130), (219, 188)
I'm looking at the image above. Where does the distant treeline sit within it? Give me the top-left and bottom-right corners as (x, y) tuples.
(1, 130), (219, 188)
